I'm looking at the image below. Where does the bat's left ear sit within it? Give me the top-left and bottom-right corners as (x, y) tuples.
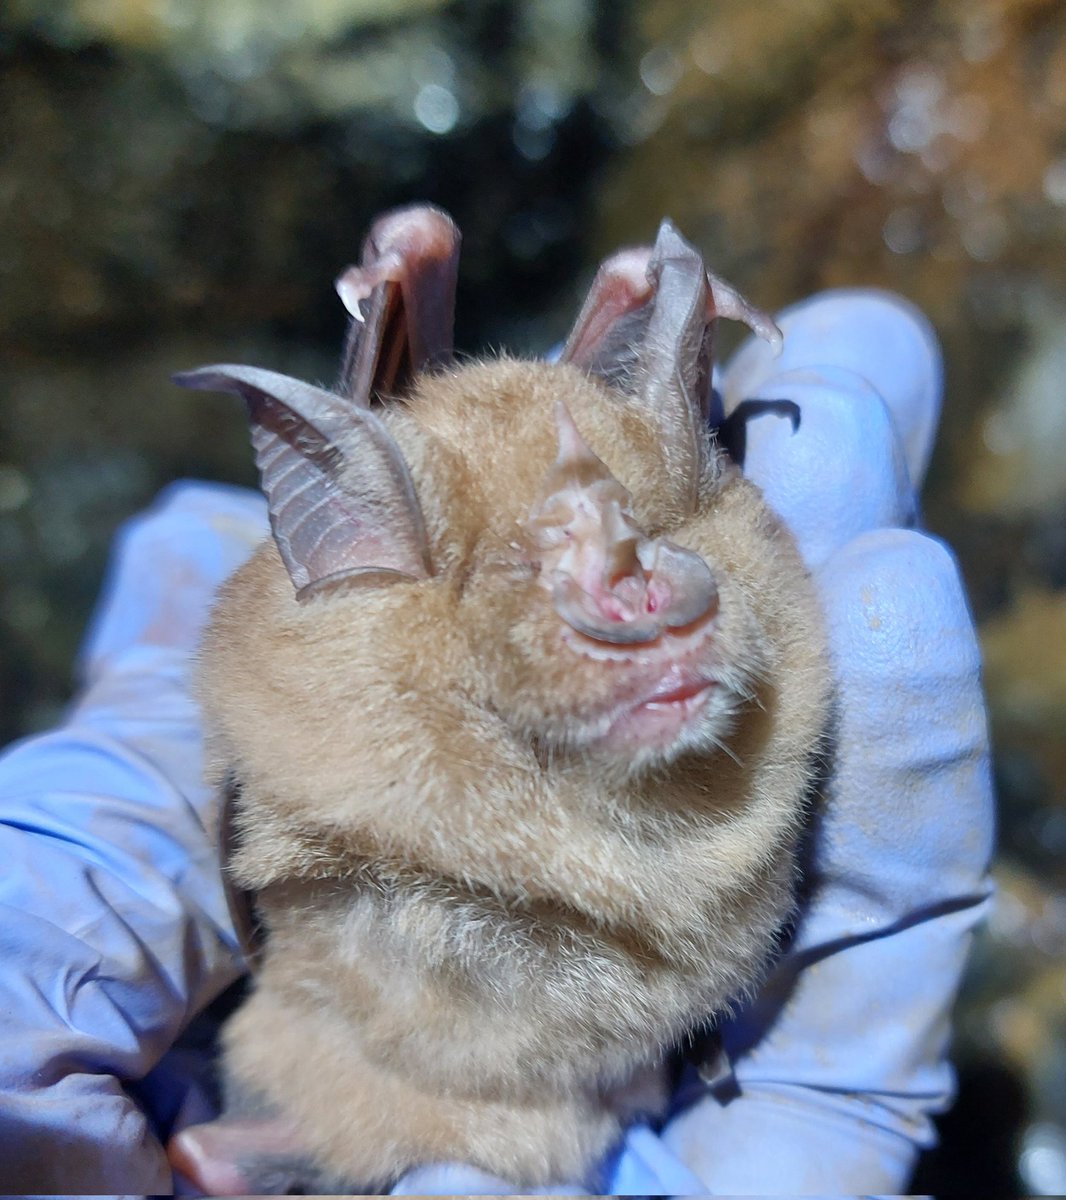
(174, 364), (431, 598)
(561, 221), (781, 512)
(335, 204), (461, 406)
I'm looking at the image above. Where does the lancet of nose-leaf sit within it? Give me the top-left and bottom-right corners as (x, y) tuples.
(173, 364), (431, 597)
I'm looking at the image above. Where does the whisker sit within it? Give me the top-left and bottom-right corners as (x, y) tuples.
(707, 733), (744, 769)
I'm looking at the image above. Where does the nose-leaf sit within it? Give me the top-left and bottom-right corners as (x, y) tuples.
(523, 401), (718, 645)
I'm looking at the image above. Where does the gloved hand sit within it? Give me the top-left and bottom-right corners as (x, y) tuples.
(0, 290), (994, 1196)
(648, 290), (994, 1195)
(0, 482), (267, 1194)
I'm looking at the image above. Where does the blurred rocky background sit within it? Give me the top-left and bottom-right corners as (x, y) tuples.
(1, 0), (1064, 1194)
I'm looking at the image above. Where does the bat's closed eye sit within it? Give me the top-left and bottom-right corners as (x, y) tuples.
(455, 545), (539, 598)
(484, 555), (539, 581)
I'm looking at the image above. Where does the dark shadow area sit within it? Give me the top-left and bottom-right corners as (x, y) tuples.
(910, 1056), (1028, 1199)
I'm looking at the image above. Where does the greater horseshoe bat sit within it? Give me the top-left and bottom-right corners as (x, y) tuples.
(166, 205), (830, 1195)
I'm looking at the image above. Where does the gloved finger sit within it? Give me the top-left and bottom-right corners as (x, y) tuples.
(392, 1161), (587, 1195)
(0, 1052), (170, 1193)
(661, 1076), (928, 1195)
(723, 364), (915, 568)
(803, 525), (994, 941)
(79, 480), (267, 677)
(721, 288), (943, 491)
(606, 1121), (710, 1195)
(0, 760), (236, 1193)
(391, 1122), (712, 1198)
(659, 527), (993, 1193)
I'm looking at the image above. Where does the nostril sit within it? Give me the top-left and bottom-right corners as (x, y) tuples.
(639, 539), (717, 631)
(552, 572), (663, 644)
(549, 549), (715, 648)
(645, 573), (675, 619)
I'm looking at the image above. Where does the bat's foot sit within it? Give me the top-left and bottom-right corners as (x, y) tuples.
(167, 1115), (355, 1196)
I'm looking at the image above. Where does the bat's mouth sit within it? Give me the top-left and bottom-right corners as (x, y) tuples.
(637, 678), (716, 709)
(596, 670), (721, 754)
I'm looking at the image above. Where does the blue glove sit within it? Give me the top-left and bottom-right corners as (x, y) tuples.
(0, 291), (993, 1196)
(651, 290), (995, 1194)
(0, 482), (267, 1194)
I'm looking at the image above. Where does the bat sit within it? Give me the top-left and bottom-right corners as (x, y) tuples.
(166, 205), (830, 1194)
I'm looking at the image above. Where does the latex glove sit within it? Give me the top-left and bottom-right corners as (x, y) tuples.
(392, 290), (996, 1195)
(0, 481), (267, 1194)
(652, 290), (995, 1193)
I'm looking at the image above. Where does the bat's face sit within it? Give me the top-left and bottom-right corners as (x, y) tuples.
(395, 358), (771, 774)
(181, 205), (789, 783)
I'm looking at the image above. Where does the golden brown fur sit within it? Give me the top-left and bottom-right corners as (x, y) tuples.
(199, 357), (830, 1187)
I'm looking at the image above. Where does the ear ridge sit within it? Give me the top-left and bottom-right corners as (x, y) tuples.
(560, 246), (653, 386)
(175, 364), (431, 597)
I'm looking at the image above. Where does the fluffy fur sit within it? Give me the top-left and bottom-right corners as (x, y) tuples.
(198, 357), (830, 1189)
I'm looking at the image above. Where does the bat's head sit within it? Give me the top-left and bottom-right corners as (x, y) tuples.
(180, 206), (790, 780)
(392, 356), (779, 776)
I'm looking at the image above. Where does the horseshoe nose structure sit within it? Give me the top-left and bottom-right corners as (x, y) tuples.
(523, 401), (718, 645)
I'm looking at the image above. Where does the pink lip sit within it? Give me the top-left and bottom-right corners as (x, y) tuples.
(637, 678), (715, 708)
(593, 674), (718, 752)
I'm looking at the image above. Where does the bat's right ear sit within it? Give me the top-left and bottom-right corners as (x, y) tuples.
(174, 364), (431, 598)
(560, 222), (781, 515)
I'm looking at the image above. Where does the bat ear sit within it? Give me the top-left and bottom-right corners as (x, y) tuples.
(561, 220), (781, 511)
(174, 364), (431, 597)
(335, 204), (461, 405)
